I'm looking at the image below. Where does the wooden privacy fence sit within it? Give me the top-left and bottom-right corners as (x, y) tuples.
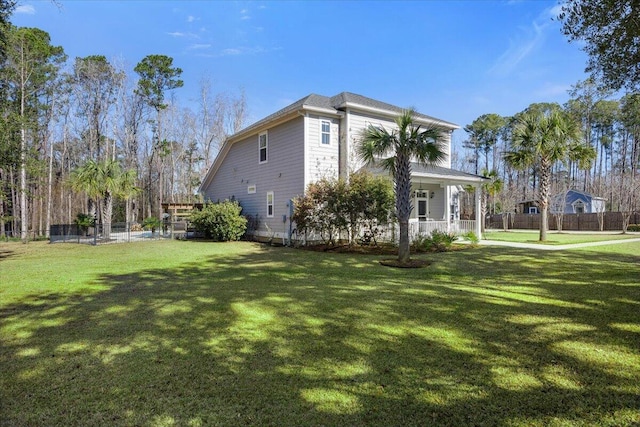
(486, 212), (640, 231)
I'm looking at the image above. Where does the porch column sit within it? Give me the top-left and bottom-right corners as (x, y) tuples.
(445, 185), (451, 232)
(475, 185), (482, 239)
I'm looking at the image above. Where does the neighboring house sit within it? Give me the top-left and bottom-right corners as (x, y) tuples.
(517, 189), (606, 215)
(550, 189), (606, 214)
(518, 200), (540, 215)
(199, 92), (487, 242)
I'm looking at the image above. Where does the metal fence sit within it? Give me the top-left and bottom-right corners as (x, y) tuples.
(50, 222), (192, 245)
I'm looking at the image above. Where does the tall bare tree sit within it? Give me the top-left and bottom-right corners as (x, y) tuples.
(134, 54), (183, 218)
(2, 25), (65, 241)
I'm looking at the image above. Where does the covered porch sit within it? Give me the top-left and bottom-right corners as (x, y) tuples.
(369, 163), (488, 239)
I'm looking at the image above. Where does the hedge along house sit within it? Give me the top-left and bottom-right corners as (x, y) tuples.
(198, 92), (488, 243)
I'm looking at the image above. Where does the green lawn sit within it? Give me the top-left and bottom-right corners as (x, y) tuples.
(1, 240), (639, 426)
(484, 230), (638, 245)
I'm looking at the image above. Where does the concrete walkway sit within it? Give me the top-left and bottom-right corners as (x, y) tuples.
(479, 237), (640, 251)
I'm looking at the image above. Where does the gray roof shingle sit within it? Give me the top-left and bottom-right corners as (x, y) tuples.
(231, 92), (458, 140)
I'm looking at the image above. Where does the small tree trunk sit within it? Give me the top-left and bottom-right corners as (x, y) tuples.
(540, 205), (548, 241)
(398, 219), (410, 263)
(46, 141), (54, 238)
(103, 191), (113, 240)
(395, 153), (412, 264)
(538, 158), (551, 242)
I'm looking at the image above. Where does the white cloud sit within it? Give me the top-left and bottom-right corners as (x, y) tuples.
(489, 22), (544, 76)
(207, 45), (280, 58)
(188, 44), (211, 50)
(167, 31), (198, 38)
(15, 4), (35, 14)
(240, 8), (250, 20)
(187, 15), (196, 23)
(489, 5), (560, 77)
(535, 82), (571, 98)
(221, 48), (243, 56)
(547, 4), (564, 20)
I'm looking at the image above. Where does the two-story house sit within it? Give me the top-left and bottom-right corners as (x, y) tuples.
(199, 92), (486, 242)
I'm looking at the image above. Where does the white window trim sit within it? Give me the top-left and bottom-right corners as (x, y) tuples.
(266, 191), (274, 218)
(259, 131), (268, 164)
(320, 119), (331, 145)
(572, 199), (586, 213)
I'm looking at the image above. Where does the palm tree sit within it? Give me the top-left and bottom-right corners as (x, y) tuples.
(358, 109), (447, 264)
(69, 159), (138, 240)
(504, 110), (594, 241)
(69, 159), (101, 221)
(118, 167), (140, 224)
(480, 169), (503, 230)
(98, 159), (126, 239)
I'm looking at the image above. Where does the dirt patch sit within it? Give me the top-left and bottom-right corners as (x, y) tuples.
(379, 258), (432, 268)
(299, 243), (398, 255)
(299, 242), (471, 255)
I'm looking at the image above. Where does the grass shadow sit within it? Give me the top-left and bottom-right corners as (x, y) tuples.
(1, 243), (639, 425)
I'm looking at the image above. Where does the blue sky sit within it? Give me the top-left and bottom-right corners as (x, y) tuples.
(13, 1), (589, 147)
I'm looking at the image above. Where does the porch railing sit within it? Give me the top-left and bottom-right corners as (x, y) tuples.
(409, 220), (476, 239)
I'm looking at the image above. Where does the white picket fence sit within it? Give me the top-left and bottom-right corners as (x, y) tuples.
(291, 219), (477, 246)
(371, 220), (476, 244)
(409, 220), (476, 238)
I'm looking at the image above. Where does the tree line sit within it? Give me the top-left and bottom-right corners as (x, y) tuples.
(457, 79), (640, 237)
(2, 0), (639, 243)
(0, 22), (246, 240)
(457, 0), (640, 239)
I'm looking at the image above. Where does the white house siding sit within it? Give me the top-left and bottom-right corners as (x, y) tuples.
(346, 110), (399, 173)
(305, 115), (340, 185)
(203, 117), (305, 239)
(428, 187), (446, 219)
(346, 110), (452, 172)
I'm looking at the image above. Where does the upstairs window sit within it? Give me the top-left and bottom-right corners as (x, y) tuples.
(321, 120), (331, 145)
(259, 132), (268, 164)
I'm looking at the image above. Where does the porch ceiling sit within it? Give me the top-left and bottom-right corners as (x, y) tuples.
(364, 163), (489, 186)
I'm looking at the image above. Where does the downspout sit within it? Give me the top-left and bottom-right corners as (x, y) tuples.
(298, 110), (308, 189)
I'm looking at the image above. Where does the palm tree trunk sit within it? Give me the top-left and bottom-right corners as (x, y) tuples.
(102, 191), (112, 240)
(395, 153), (412, 263)
(539, 157), (551, 241)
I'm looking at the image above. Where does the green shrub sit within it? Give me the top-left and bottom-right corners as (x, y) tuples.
(74, 213), (94, 236)
(414, 230), (457, 252)
(292, 171), (394, 246)
(190, 200), (247, 241)
(462, 231), (479, 245)
(142, 216), (162, 232)
(627, 224), (640, 232)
